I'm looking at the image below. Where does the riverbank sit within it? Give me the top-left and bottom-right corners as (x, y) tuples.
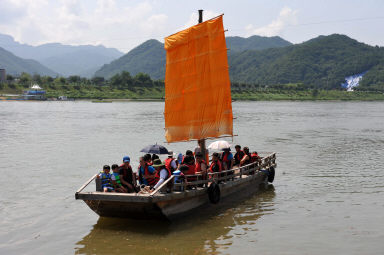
(1, 86), (384, 101)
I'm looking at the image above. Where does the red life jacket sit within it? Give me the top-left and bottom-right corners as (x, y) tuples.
(242, 152), (251, 166)
(209, 160), (222, 173)
(251, 152), (260, 163)
(165, 157), (176, 172)
(155, 167), (171, 182)
(185, 163), (196, 175)
(195, 160), (206, 172)
(221, 151), (232, 169)
(138, 164), (158, 187)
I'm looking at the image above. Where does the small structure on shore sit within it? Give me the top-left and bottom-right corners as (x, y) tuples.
(22, 84), (46, 100)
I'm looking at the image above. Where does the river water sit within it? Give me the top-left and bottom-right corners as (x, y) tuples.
(0, 101), (383, 254)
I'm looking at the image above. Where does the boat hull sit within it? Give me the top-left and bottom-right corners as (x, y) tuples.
(78, 171), (268, 220)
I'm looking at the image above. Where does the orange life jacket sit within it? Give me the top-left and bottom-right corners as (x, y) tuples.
(209, 160), (222, 173)
(221, 151), (232, 169)
(155, 167), (171, 182)
(251, 152), (260, 163)
(195, 160), (206, 172)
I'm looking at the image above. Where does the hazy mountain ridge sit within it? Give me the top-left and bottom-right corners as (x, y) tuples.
(0, 33), (124, 77)
(0, 46), (57, 76)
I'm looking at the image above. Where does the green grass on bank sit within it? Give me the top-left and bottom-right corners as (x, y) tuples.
(1, 83), (384, 101)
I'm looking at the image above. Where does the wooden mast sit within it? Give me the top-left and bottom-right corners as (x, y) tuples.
(197, 9), (209, 163)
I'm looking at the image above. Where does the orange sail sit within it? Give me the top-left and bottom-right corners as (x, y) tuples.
(164, 15), (233, 143)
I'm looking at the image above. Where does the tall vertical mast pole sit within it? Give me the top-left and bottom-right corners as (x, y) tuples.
(197, 9), (208, 163)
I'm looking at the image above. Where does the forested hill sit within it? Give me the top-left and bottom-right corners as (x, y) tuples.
(0, 46), (57, 76)
(226, 35), (291, 53)
(94, 35), (291, 79)
(95, 39), (165, 79)
(229, 34), (384, 89)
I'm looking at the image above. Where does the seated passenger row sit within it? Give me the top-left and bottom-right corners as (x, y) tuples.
(97, 145), (261, 193)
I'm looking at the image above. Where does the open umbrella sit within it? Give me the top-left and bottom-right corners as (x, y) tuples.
(207, 140), (231, 150)
(140, 144), (169, 154)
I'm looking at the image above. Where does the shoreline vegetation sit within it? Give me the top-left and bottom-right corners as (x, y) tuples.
(1, 71), (384, 101)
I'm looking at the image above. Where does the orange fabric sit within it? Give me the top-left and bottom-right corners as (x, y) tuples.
(164, 15), (233, 143)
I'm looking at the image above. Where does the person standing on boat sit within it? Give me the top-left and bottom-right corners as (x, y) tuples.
(165, 151), (177, 173)
(152, 159), (171, 190)
(138, 156), (157, 188)
(234, 145), (245, 166)
(119, 156), (136, 193)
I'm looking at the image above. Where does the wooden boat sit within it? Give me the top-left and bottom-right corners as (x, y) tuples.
(75, 11), (277, 220)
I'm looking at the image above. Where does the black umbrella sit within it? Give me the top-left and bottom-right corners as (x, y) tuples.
(140, 144), (169, 154)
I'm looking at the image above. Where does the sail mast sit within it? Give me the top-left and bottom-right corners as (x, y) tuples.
(197, 9), (208, 163)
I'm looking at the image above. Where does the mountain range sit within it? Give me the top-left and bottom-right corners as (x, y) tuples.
(95, 34), (384, 89)
(95, 35), (292, 79)
(0, 33), (123, 77)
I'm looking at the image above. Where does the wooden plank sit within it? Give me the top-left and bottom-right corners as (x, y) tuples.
(75, 174), (98, 197)
(150, 175), (175, 196)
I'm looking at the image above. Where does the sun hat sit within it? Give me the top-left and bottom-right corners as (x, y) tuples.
(168, 150), (174, 157)
(123, 156), (130, 163)
(152, 159), (165, 168)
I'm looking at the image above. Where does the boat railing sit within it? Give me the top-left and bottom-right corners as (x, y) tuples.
(172, 152), (276, 191)
(75, 153), (276, 197)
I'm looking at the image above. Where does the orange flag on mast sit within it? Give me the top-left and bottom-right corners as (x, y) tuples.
(164, 15), (233, 143)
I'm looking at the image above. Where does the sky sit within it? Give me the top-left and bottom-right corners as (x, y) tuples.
(0, 0), (383, 53)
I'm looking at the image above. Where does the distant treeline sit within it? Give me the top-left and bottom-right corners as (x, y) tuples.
(1, 69), (383, 94)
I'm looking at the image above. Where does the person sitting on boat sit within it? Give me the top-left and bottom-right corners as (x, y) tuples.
(181, 150), (194, 164)
(195, 152), (207, 184)
(183, 155), (197, 182)
(240, 147), (251, 166)
(250, 151), (261, 163)
(173, 165), (188, 191)
(151, 154), (159, 162)
(221, 148), (233, 170)
(165, 150), (177, 173)
(209, 152), (223, 181)
(176, 153), (183, 166)
(119, 156), (136, 193)
(97, 165), (114, 192)
(152, 159), (171, 191)
(234, 145), (245, 166)
(143, 154), (153, 165)
(111, 164), (128, 193)
(138, 156), (157, 188)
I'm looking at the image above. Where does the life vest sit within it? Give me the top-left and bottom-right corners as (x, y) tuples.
(138, 164), (158, 187)
(235, 150), (244, 164)
(155, 167), (171, 181)
(221, 151), (232, 169)
(251, 152), (260, 163)
(112, 172), (122, 186)
(185, 163), (196, 175)
(209, 160), (222, 173)
(195, 160), (206, 173)
(99, 172), (113, 188)
(242, 152), (251, 166)
(165, 157), (176, 172)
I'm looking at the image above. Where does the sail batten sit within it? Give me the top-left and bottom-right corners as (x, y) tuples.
(164, 15), (233, 143)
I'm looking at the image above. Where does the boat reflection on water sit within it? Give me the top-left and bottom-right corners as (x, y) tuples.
(75, 185), (275, 255)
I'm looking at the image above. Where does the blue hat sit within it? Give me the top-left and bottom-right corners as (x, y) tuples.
(123, 156), (130, 163)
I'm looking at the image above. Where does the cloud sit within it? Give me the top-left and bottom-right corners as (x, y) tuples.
(0, 0), (169, 52)
(246, 7), (298, 37)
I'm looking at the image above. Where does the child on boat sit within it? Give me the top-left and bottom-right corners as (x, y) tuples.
(111, 164), (128, 193)
(97, 165), (114, 192)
